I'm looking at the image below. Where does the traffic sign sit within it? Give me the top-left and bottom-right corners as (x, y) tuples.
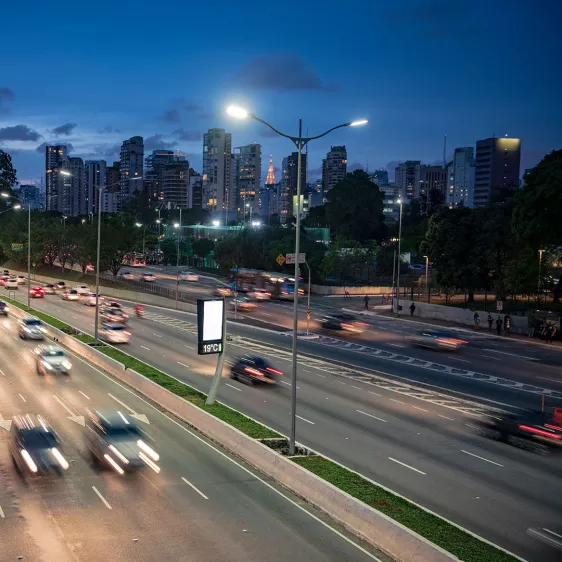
(11, 243), (23, 252)
(306, 308), (311, 319)
(286, 253), (306, 265)
(276, 254), (285, 266)
(496, 300), (503, 312)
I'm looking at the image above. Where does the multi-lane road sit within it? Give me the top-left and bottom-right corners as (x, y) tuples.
(0, 305), (388, 561)
(8, 281), (562, 562)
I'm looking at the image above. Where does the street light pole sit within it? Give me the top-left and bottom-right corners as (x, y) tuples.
(538, 249), (545, 308)
(226, 105), (368, 456)
(395, 199), (403, 315)
(175, 208), (182, 310)
(27, 204), (31, 312)
(94, 185), (103, 343)
(423, 255), (429, 304)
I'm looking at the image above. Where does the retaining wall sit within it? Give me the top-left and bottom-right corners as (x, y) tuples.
(311, 284), (394, 296)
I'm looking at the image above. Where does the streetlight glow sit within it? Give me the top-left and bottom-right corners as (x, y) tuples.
(1, 192), (9, 198)
(173, 222), (180, 228)
(135, 222), (142, 227)
(226, 105), (249, 119)
(13, 203), (22, 210)
(213, 220), (220, 226)
(60, 170), (72, 176)
(350, 119), (368, 127)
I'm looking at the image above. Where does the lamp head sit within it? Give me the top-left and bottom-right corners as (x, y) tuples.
(226, 105), (249, 119)
(350, 119), (368, 127)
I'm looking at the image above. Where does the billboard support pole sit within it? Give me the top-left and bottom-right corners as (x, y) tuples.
(205, 301), (227, 406)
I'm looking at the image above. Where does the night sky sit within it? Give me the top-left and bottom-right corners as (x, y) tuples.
(1, 0), (561, 185)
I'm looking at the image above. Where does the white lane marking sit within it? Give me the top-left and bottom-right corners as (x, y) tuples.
(461, 450), (504, 467)
(336, 381), (347, 385)
(225, 383), (242, 392)
(18, 394), (27, 403)
(413, 406), (429, 412)
(184, 344), (195, 350)
(92, 486), (112, 509)
(438, 414), (454, 421)
(368, 391), (382, 397)
(53, 394), (75, 416)
(390, 398), (405, 405)
(311, 372), (327, 378)
(537, 376), (562, 383)
(356, 410), (387, 423)
(152, 333), (163, 338)
(141, 345), (150, 350)
(388, 457), (426, 475)
(107, 393), (149, 424)
(0, 504), (4, 517)
(79, 390), (90, 400)
(351, 385), (361, 390)
(260, 313), (273, 317)
(482, 355), (500, 361)
(72, 315), (78, 320)
(447, 356), (471, 363)
(0, 368), (5, 376)
(388, 343), (406, 348)
(177, 362), (190, 369)
(280, 380), (300, 389)
(295, 414), (315, 425)
(64, 350), (384, 561)
(181, 477), (209, 499)
(544, 528), (562, 540)
(12, 336), (18, 341)
(465, 423), (480, 430)
(482, 348), (538, 361)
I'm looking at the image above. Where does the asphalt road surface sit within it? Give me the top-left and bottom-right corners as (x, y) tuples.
(9, 285), (562, 562)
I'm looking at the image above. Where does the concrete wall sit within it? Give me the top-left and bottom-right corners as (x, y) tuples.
(312, 284), (393, 296)
(396, 299), (528, 334)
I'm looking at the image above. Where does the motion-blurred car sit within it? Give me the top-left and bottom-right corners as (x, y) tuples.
(121, 271), (135, 280)
(19, 318), (46, 340)
(99, 322), (131, 344)
(179, 271), (199, 282)
(230, 356), (282, 385)
(142, 273), (156, 282)
(5, 278), (18, 289)
(229, 296), (257, 311)
(34, 345), (72, 375)
(101, 308), (129, 324)
(74, 284), (90, 294)
(247, 288), (271, 301)
(473, 408), (562, 455)
(102, 300), (123, 312)
(0, 276), (8, 286)
(321, 313), (367, 333)
(85, 410), (159, 474)
(16, 275), (26, 285)
(527, 527), (562, 551)
(62, 289), (80, 301)
(55, 281), (66, 290)
(85, 264), (95, 272)
(409, 330), (468, 351)
(1, 269), (9, 276)
(84, 292), (104, 306)
(9, 414), (69, 478)
(214, 286), (233, 297)
(43, 283), (56, 294)
(0, 300), (9, 315)
(30, 286), (45, 298)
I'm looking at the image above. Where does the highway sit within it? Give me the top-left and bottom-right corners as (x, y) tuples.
(0, 309), (385, 561)
(9, 284), (562, 562)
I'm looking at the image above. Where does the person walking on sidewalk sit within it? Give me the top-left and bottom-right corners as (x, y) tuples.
(409, 302), (416, 316)
(504, 314), (511, 336)
(364, 295), (370, 310)
(496, 316), (503, 336)
(487, 314), (493, 331)
(473, 312), (480, 329)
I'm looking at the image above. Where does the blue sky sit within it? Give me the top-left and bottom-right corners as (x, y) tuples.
(1, 0), (561, 185)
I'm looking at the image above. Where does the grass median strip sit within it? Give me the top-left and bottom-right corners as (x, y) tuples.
(291, 456), (518, 562)
(3, 296), (71, 332)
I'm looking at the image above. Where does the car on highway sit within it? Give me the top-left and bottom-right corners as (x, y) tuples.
(85, 264), (94, 272)
(473, 408), (562, 455)
(30, 286), (45, 298)
(19, 317), (46, 340)
(0, 276), (8, 286)
(101, 300), (125, 314)
(84, 292), (104, 306)
(408, 264), (425, 271)
(179, 271), (199, 282)
(16, 275), (26, 285)
(99, 322), (131, 343)
(9, 414), (69, 478)
(230, 356), (282, 385)
(5, 278), (19, 289)
(214, 286), (233, 297)
(0, 300), (9, 315)
(320, 313), (368, 333)
(74, 284), (90, 294)
(247, 288), (272, 301)
(43, 283), (57, 294)
(229, 296), (257, 311)
(85, 409), (159, 474)
(62, 289), (80, 301)
(55, 281), (66, 290)
(2, 269), (9, 276)
(121, 271), (135, 280)
(101, 308), (129, 324)
(34, 345), (72, 375)
(409, 329), (468, 351)
(142, 272), (156, 282)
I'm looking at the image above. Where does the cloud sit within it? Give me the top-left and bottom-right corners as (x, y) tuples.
(159, 109), (181, 123)
(0, 87), (14, 113)
(0, 125), (42, 142)
(198, 111), (217, 120)
(258, 128), (280, 139)
(171, 128), (201, 142)
(35, 141), (74, 153)
(169, 98), (203, 113)
(98, 125), (122, 134)
(308, 167), (323, 179)
(90, 143), (121, 160)
(51, 122), (77, 137)
(348, 162), (364, 172)
(144, 134), (176, 152)
(232, 53), (339, 92)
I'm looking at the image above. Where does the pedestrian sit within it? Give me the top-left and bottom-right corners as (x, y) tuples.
(364, 295), (370, 310)
(496, 316), (503, 336)
(410, 302), (416, 317)
(545, 322), (555, 344)
(504, 314), (511, 337)
(473, 312), (480, 329)
(487, 314), (493, 331)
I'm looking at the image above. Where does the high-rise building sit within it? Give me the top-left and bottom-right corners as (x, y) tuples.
(162, 159), (190, 208)
(233, 144), (261, 216)
(473, 137), (521, 207)
(17, 184), (42, 210)
(265, 155), (276, 185)
(258, 183), (280, 218)
(420, 165), (447, 209)
(446, 148), (475, 208)
(321, 146), (347, 193)
(279, 152), (307, 223)
(85, 160), (107, 215)
(45, 145), (68, 212)
(189, 171), (202, 209)
(119, 136), (144, 209)
(369, 168), (389, 186)
(145, 150), (174, 205)
(202, 128), (232, 212)
(64, 156), (85, 216)
(395, 161), (422, 200)
(103, 162), (120, 213)
(379, 184), (402, 221)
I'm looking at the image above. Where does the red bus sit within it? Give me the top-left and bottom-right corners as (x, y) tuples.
(123, 252), (146, 267)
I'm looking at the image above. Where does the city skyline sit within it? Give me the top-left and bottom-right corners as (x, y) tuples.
(1, 1), (560, 184)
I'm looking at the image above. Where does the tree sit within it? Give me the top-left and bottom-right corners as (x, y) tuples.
(74, 224), (98, 274)
(320, 236), (375, 282)
(192, 238), (214, 259)
(324, 170), (386, 243)
(0, 150), (17, 197)
(99, 215), (140, 278)
(419, 188), (445, 217)
(302, 205), (327, 227)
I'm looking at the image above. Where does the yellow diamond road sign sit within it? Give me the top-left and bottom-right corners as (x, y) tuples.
(276, 254), (285, 266)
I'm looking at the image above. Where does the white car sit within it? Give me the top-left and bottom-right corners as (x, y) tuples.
(122, 271), (135, 280)
(99, 323), (131, 344)
(75, 284), (90, 294)
(19, 317), (46, 340)
(34, 345), (72, 375)
(16, 275), (27, 285)
(248, 288), (271, 301)
(43, 284), (57, 294)
(179, 271), (199, 282)
(62, 289), (80, 301)
(84, 293), (104, 306)
(142, 273), (156, 282)
(5, 278), (18, 289)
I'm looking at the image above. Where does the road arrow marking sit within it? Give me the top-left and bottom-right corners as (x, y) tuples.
(52, 394), (85, 426)
(107, 393), (149, 424)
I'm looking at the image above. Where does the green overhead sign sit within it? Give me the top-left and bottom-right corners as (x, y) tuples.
(11, 243), (23, 252)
